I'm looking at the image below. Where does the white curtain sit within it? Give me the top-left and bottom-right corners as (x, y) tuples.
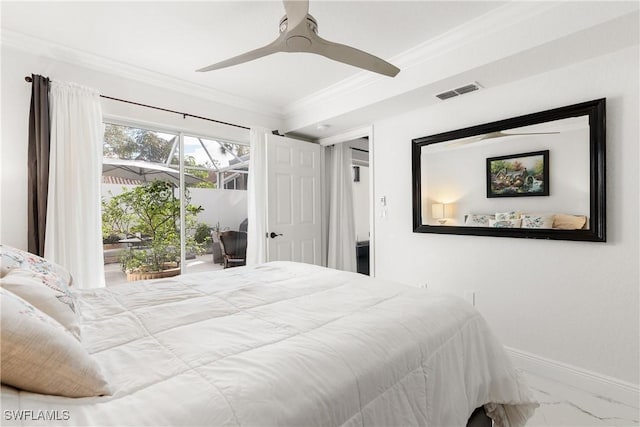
(45, 81), (105, 288)
(246, 127), (269, 266)
(327, 143), (357, 272)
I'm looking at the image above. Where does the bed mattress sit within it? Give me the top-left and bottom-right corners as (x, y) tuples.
(1, 261), (537, 426)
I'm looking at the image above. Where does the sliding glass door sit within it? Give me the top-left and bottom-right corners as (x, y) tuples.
(101, 122), (249, 285)
(180, 135), (249, 273)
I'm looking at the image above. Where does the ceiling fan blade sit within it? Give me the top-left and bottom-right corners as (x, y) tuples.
(309, 33), (400, 77)
(447, 131), (561, 148)
(481, 131), (560, 140)
(196, 37), (284, 72)
(283, 0), (309, 30)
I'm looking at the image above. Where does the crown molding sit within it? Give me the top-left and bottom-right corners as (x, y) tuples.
(281, 2), (557, 119)
(283, 1), (639, 126)
(1, 28), (282, 121)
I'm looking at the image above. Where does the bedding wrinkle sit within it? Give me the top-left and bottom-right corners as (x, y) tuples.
(87, 285), (244, 427)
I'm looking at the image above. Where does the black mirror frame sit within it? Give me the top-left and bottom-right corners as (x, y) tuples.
(412, 98), (606, 242)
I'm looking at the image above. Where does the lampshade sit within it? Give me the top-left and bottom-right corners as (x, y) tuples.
(432, 203), (445, 219)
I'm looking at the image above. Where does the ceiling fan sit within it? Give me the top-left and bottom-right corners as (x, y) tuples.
(196, 0), (400, 77)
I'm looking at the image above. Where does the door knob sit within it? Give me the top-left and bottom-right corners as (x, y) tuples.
(269, 232), (283, 239)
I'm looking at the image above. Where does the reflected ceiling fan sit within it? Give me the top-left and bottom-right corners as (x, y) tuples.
(447, 131), (560, 148)
(196, 0), (400, 77)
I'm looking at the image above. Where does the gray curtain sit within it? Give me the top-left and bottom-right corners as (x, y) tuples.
(27, 74), (50, 256)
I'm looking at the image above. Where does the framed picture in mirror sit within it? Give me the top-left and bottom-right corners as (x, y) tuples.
(486, 150), (549, 198)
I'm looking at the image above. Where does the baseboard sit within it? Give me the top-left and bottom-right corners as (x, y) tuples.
(505, 346), (640, 408)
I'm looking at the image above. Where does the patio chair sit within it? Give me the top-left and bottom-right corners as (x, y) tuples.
(218, 230), (247, 268)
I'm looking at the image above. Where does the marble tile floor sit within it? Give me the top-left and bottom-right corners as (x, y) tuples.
(523, 372), (639, 426)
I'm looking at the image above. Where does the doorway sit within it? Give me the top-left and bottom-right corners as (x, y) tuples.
(319, 125), (375, 276)
(350, 138), (370, 275)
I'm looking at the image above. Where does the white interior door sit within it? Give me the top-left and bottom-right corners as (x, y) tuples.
(266, 134), (322, 265)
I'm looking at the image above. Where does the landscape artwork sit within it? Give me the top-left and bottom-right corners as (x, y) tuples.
(486, 150), (549, 198)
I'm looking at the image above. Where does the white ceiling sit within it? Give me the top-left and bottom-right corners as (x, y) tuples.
(1, 1), (505, 110)
(2, 1), (638, 140)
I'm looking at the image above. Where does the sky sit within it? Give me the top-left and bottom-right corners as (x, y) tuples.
(157, 133), (239, 169)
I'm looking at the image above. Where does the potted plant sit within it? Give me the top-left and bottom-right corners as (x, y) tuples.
(194, 223), (214, 254)
(103, 181), (205, 281)
(121, 238), (181, 281)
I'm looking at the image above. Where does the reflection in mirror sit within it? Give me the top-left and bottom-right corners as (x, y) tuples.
(412, 99), (605, 242)
(421, 116), (590, 227)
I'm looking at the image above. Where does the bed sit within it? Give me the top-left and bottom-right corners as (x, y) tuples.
(1, 258), (537, 426)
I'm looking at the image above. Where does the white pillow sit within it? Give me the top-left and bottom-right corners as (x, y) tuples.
(489, 218), (522, 228)
(553, 214), (587, 230)
(495, 211), (520, 221)
(464, 214), (495, 227)
(0, 288), (110, 397)
(521, 214), (555, 229)
(1, 268), (80, 340)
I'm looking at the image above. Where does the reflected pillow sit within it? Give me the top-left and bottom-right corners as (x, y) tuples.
(0, 288), (110, 397)
(464, 214), (495, 227)
(1, 268), (80, 340)
(495, 211), (520, 221)
(489, 219), (522, 228)
(521, 214), (555, 229)
(553, 214), (587, 230)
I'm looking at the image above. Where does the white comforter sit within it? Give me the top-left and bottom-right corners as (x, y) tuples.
(2, 262), (537, 426)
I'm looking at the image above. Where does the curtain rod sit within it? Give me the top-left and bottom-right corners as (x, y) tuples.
(25, 75), (251, 131)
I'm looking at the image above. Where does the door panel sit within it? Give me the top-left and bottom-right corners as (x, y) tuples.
(266, 134), (322, 265)
(275, 174), (292, 225)
(300, 176), (315, 224)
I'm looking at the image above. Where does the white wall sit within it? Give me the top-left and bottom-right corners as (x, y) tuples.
(352, 165), (370, 241)
(373, 46), (639, 385)
(0, 46), (279, 250)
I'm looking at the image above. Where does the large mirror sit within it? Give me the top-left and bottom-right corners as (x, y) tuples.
(412, 99), (606, 241)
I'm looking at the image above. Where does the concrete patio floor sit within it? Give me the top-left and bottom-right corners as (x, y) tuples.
(104, 254), (224, 286)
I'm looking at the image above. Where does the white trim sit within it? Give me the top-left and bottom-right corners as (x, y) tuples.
(1, 29), (281, 121)
(282, 2), (557, 118)
(317, 126), (375, 277)
(318, 126), (373, 147)
(179, 132), (186, 274)
(320, 148), (328, 268)
(505, 346), (640, 409)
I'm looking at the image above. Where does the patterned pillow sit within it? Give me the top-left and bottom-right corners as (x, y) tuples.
(495, 211), (520, 221)
(0, 288), (110, 397)
(521, 214), (555, 229)
(489, 218), (522, 228)
(464, 214), (495, 227)
(0, 245), (72, 286)
(1, 268), (80, 339)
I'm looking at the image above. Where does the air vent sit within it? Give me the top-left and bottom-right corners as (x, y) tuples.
(436, 90), (458, 100)
(435, 82), (483, 101)
(455, 84), (479, 95)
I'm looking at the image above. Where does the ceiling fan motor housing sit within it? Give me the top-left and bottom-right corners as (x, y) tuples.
(279, 15), (318, 34)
